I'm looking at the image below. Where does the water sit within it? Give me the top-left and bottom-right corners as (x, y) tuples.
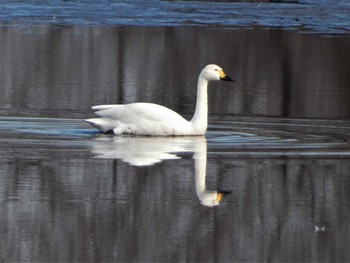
(1, 0), (350, 33)
(1, 2), (350, 262)
(1, 26), (350, 119)
(1, 117), (350, 262)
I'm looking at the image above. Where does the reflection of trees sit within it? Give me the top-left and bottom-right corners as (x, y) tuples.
(0, 26), (349, 118)
(0, 146), (350, 261)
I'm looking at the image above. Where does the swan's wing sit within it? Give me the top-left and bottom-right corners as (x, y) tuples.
(93, 103), (188, 124)
(89, 103), (192, 135)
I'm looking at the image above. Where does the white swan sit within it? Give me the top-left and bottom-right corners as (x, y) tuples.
(91, 136), (194, 166)
(194, 137), (224, 207)
(90, 136), (227, 206)
(85, 64), (233, 136)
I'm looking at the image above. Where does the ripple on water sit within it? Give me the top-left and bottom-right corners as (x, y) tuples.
(208, 117), (350, 158)
(0, 1), (349, 34)
(0, 117), (349, 159)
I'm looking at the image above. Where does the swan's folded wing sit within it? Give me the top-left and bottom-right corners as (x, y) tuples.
(93, 103), (188, 124)
(127, 103), (187, 123)
(88, 103), (194, 135)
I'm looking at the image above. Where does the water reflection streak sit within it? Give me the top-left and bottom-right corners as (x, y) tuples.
(0, 117), (350, 262)
(91, 135), (224, 206)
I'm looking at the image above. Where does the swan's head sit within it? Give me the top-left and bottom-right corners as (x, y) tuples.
(198, 190), (232, 207)
(200, 64), (234, 82)
(199, 191), (223, 207)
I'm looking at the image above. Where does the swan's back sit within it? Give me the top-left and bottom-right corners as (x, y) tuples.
(86, 103), (193, 135)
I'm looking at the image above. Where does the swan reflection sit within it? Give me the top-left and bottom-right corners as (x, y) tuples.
(91, 136), (194, 166)
(90, 136), (224, 206)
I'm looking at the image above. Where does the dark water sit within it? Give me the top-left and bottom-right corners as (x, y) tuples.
(1, 2), (350, 262)
(1, 0), (350, 33)
(1, 117), (350, 262)
(1, 26), (350, 119)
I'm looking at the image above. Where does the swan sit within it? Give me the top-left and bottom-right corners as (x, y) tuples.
(91, 136), (194, 166)
(90, 136), (228, 206)
(85, 64), (233, 136)
(194, 137), (225, 207)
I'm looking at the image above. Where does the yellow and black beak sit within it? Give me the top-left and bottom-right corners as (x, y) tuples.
(216, 190), (232, 203)
(216, 192), (223, 202)
(219, 69), (234, 82)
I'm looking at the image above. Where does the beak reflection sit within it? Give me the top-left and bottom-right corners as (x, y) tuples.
(90, 136), (229, 207)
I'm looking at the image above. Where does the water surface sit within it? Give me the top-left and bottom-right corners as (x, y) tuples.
(1, 0), (350, 34)
(1, 26), (349, 119)
(1, 116), (350, 262)
(0, 9), (350, 263)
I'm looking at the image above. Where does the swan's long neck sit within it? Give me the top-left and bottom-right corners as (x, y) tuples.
(194, 138), (207, 197)
(190, 74), (208, 133)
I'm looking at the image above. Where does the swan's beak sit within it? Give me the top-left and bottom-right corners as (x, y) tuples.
(215, 190), (231, 203)
(219, 70), (234, 82)
(216, 192), (223, 202)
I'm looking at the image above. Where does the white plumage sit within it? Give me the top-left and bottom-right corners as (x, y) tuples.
(85, 64), (233, 136)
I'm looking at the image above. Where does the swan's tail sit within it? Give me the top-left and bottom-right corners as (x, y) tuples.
(92, 104), (122, 111)
(84, 118), (114, 133)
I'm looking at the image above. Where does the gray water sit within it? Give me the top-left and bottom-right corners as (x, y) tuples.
(1, 0), (350, 33)
(1, 116), (350, 262)
(1, 1), (350, 262)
